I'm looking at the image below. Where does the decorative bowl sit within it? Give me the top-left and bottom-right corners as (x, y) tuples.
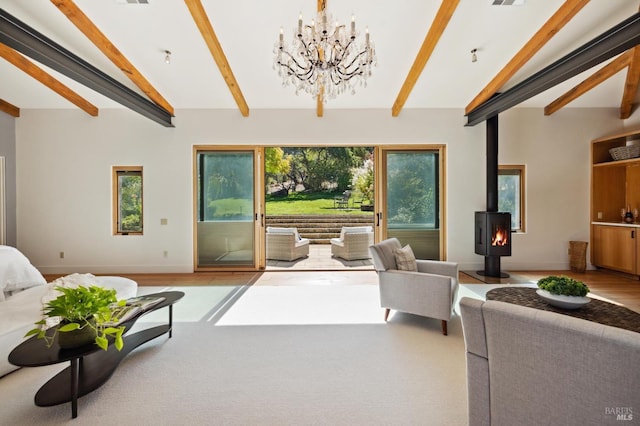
(536, 289), (590, 310)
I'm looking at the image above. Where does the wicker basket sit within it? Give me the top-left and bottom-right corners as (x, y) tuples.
(609, 145), (640, 161)
(569, 241), (588, 273)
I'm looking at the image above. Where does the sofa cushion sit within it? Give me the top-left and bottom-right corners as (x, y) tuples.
(0, 246), (46, 299)
(393, 244), (418, 272)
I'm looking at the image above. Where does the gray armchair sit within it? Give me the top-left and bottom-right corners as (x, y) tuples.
(369, 238), (459, 335)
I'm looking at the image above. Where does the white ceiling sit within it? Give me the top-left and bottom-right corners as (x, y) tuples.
(0, 0), (638, 117)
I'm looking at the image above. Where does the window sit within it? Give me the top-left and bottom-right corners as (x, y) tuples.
(386, 151), (439, 229)
(113, 166), (143, 235)
(498, 165), (525, 232)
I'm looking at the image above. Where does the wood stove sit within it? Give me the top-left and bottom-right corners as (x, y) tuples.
(475, 211), (511, 277)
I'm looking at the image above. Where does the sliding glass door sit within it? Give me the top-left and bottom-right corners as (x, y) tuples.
(194, 147), (264, 270)
(375, 146), (446, 260)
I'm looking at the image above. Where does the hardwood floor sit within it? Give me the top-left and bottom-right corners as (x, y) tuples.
(45, 268), (640, 314)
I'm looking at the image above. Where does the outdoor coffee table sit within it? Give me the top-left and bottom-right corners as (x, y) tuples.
(8, 290), (184, 418)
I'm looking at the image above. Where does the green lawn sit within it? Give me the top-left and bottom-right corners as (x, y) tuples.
(207, 192), (373, 217)
(266, 192), (371, 215)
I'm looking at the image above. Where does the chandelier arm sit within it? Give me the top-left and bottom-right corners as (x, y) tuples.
(339, 50), (372, 71)
(279, 61), (316, 81)
(278, 49), (314, 75)
(280, 60), (316, 82)
(333, 69), (364, 82)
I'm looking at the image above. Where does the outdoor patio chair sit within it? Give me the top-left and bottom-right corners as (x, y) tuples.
(333, 190), (352, 209)
(368, 238), (459, 335)
(266, 227), (310, 261)
(330, 226), (373, 260)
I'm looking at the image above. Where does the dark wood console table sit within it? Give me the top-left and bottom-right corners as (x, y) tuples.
(8, 291), (184, 418)
(486, 287), (640, 333)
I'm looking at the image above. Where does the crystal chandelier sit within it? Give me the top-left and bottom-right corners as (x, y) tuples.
(273, 9), (376, 101)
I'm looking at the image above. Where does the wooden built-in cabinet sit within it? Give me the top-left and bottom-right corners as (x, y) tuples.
(591, 224), (639, 274)
(590, 128), (640, 277)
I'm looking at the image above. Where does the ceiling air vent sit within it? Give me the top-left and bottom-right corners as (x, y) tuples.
(116, 0), (149, 4)
(492, 0), (526, 5)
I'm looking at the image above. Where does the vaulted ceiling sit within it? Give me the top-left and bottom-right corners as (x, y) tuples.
(1, 0), (639, 127)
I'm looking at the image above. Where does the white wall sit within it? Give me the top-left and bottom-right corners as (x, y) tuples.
(14, 107), (623, 273)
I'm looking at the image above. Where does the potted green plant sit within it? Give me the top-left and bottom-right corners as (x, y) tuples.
(537, 275), (590, 296)
(25, 285), (127, 351)
(536, 275), (591, 309)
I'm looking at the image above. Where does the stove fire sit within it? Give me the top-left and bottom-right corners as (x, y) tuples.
(475, 211), (512, 257)
(491, 226), (509, 247)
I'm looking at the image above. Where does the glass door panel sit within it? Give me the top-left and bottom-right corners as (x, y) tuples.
(381, 149), (444, 260)
(196, 150), (256, 268)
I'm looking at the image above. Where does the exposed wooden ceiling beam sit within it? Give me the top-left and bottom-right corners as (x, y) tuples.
(544, 50), (632, 115)
(317, 0), (325, 117)
(391, 0), (460, 117)
(0, 99), (19, 117)
(50, 0), (174, 115)
(0, 43), (98, 116)
(184, 0), (249, 117)
(465, 0), (589, 115)
(620, 46), (640, 118)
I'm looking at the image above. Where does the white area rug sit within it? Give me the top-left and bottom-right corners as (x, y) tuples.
(0, 283), (471, 425)
(0, 319), (467, 426)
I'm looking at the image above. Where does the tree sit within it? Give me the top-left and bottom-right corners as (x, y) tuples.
(281, 147), (371, 192)
(352, 155), (374, 202)
(265, 147), (291, 186)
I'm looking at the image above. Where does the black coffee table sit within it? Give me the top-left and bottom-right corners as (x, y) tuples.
(8, 291), (184, 418)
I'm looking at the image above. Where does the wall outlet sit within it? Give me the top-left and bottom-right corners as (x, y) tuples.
(59, 251), (64, 259)
(163, 250), (168, 258)
(597, 211), (603, 219)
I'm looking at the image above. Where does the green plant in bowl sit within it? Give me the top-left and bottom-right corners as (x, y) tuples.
(25, 285), (127, 351)
(537, 275), (590, 297)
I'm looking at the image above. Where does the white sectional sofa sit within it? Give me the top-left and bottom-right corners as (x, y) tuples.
(0, 246), (137, 377)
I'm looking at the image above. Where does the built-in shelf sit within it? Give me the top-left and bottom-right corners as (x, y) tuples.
(590, 128), (640, 277)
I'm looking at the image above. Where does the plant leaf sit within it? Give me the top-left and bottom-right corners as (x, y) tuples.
(24, 328), (41, 338)
(95, 336), (108, 351)
(59, 323), (80, 332)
